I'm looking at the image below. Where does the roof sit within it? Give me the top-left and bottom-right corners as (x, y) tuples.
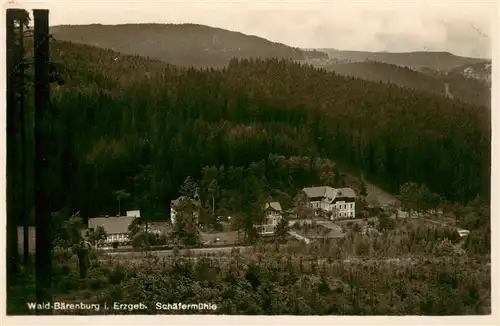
(88, 216), (135, 235)
(171, 196), (201, 207)
(302, 186), (356, 202)
(336, 187), (356, 198)
(264, 201), (282, 211)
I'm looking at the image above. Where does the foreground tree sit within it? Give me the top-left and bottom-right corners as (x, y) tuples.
(275, 217), (290, 242)
(207, 179), (220, 217)
(62, 212), (91, 278)
(90, 225), (107, 247)
(113, 189), (131, 216)
(293, 191), (314, 221)
(171, 197), (201, 246)
(397, 182), (421, 218)
(180, 176), (198, 198)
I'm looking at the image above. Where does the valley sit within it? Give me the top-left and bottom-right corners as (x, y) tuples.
(7, 17), (491, 317)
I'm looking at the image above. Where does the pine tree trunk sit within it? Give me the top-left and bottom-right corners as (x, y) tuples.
(77, 250), (89, 278)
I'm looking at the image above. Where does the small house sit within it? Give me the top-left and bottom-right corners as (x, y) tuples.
(256, 201), (283, 235)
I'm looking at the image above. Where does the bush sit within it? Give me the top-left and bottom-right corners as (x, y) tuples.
(89, 277), (108, 290)
(112, 241), (119, 249)
(85, 247), (490, 315)
(57, 278), (80, 293)
(59, 265), (71, 276)
(108, 267), (127, 285)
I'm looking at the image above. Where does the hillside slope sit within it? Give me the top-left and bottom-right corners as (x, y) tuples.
(450, 61), (492, 83)
(50, 23), (306, 68)
(306, 60), (490, 108)
(317, 49), (490, 72)
(21, 40), (489, 219)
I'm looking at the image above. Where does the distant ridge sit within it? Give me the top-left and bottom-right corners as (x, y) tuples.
(316, 48), (490, 72)
(50, 23), (306, 68)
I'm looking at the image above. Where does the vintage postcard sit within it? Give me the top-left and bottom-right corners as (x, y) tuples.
(2, 0), (497, 325)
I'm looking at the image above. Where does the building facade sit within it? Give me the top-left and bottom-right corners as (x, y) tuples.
(256, 201), (283, 234)
(87, 211), (138, 246)
(302, 186), (357, 219)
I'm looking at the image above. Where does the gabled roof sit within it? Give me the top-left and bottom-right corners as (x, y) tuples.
(302, 186), (356, 202)
(88, 216), (135, 235)
(171, 196), (201, 207)
(336, 187), (356, 199)
(302, 186), (337, 203)
(302, 186), (327, 198)
(264, 201), (282, 211)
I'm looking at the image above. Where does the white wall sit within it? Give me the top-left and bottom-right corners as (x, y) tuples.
(105, 233), (129, 243)
(126, 210), (141, 217)
(171, 208), (177, 225)
(309, 199), (356, 219)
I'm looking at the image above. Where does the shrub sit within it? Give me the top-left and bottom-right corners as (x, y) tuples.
(59, 265), (71, 276)
(108, 267), (127, 285)
(89, 277), (108, 290)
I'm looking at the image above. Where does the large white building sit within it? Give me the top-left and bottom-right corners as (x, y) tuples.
(302, 186), (357, 219)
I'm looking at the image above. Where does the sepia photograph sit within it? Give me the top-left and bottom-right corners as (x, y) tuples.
(3, 0), (496, 322)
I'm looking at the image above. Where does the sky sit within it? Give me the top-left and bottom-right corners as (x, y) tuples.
(11, 0), (499, 58)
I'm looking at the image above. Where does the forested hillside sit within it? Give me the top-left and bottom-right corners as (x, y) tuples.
(49, 23), (306, 68)
(450, 61), (492, 83)
(317, 49), (490, 72)
(307, 60), (490, 108)
(26, 40), (490, 220)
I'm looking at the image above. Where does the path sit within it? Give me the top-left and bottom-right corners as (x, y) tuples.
(288, 231), (311, 244)
(444, 83), (454, 99)
(103, 245), (251, 258)
(289, 219), (342, 231)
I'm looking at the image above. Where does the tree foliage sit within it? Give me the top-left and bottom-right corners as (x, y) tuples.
(275, 217), (290, 241)
(171, 198), (201, 246)
(24, 40), (488, 223)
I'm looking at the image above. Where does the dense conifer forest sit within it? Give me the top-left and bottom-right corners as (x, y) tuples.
(21, 39), (490, 222)
(8, 24), (491, 315)
(317, 49), (490, 71)
(313, 60), (490, 107)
